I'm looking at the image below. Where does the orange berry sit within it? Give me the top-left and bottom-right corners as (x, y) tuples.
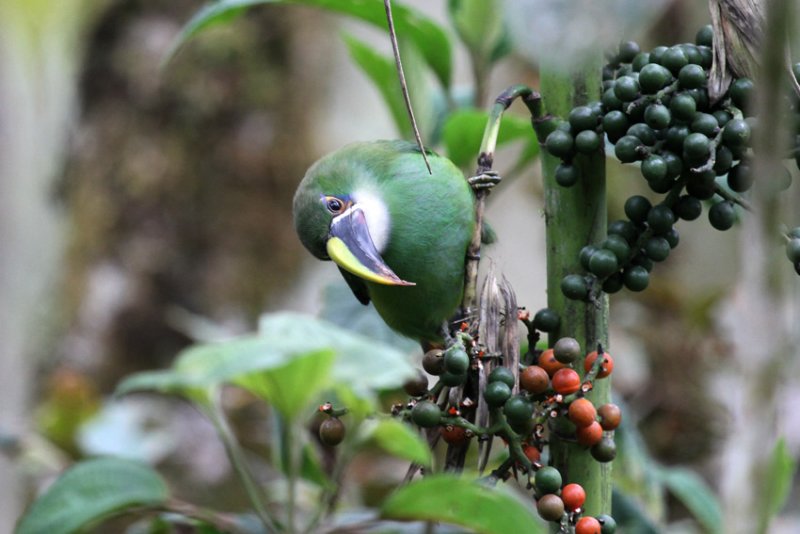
(520, 365), (550, 395)
(552, 368), (581, 395)
(568, 398), (597, 427)
(598, 403), (622, 430)
(538, 349), (566, 377)
(575, 516), (602, 534)
(561, 483), (586, 511)
(576, 421), (603, 447)
(584, 351), (614, 378)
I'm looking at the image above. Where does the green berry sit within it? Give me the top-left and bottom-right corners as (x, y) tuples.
(692, 112), (720, 137)
(602, 110), (629, 142)
(665, 227), (680, 248)
(647, 204), (676, 235)
(589, 249), (620, 278)
(546, 130), (575, 159)
(534, 466), (563, 494)
(727, 162), (753, 192)
(644, 236), (671, 262)
(614, 135), (643, 163)
(662, 46), (688, 75)
(561, 274), (589, 300)
(614, 76), (640, 102)
(488, 366), (516, 388)
(602, 87), (623, 111)
(695, 24), (713, 47)
(575, 129), (602, 153)
(504, 395), (534, 425)
(603, 234), (632, 263)
(608, 219), (639, 244)
(674, 194), (702, 220)
(598, 514), (618, 534)
(411, 401), (442, 428)
(683, 132), (711, 164)
(617, 41), (641, 63)
(580, 245), (599, 270)
(678, 63), (706, 89)
(722, 118), (751, 149)
(644, 104), (671, 130)
(730, 78), (754, 110)
(623, 266), (650, 291)
(533, 307), (560, 332)
(444, 346), (470, 375)
(639, 63), (671, 94)
(440, 370), (467, 387)
(714, 145), (734, 175)
(555, 163), (580, 187)
(569, 105), (598, 132)
(624, 195), (652, 224)
(669, 93), (697, 121)
(483, 380), (512, 407)
(602, 273), (624, 294)
(708, 201), (736, 231)
(641, 156), (668, 183)
(591, 436), (617, 462)
(627, 123), (657, 146)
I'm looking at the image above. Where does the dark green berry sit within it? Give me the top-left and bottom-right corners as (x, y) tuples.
(624, 195), (652, 224)
(647, 204), (676, 235)
(678, 63), (706, 89)
(695, 24), (713, 47)
(708, 201), (736, 231)
(534, 466), (563, 494)
(727, 162), (753, 192)
(683, 132), (711, 164)
(614, 76), (640, 102)
(691, 112), (719, 137)
(533, 307), (560, 332)
(608, 219), (639, 244)
(670, 92), (696, 121)
(639, 63), (671, 94)
(545, 130), (575, 159)
(730, 78), (754, 111)
(623, 266), (650, 291)
(615, 135), (643, 163)
(569, 105), (598, 132)
(644, 103), (671, 130)
(644, 236), (671, 262)
(641, 155), (668, 183)
(561, 274), (589, 300)
(785, 238), (800, 263)
(575, 129), (602, 153)
(444, 346), (470, 375)
(603, 110), (629, 142)
(411, 401), (442, 428)
(722, 118), (751, 149)
(617, 41), (641, 63)
(555, 163), (580, 187)
(483, 380), (512, 407)
(674, 194), (702, 220)
(589, 249), (619, 278)
(603, 234), (631, 263)
(488, 366), (516, 388)
(662, 46), (689, 75)
(504, 395), (534, 425)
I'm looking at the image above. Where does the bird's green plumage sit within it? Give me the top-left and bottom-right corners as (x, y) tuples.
(293, 140), (475, 342)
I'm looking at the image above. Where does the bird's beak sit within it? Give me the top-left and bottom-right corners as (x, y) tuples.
(326, 207), (415, 286)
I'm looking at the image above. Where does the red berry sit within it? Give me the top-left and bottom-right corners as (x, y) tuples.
(561, 483), (586, 511)
(584, 351), (614, 378)
(538, 349), (566, 377)
(568, 398), (597, 427)
(522, 442), (541, 463)
(552, 368), (581, 395)
(441, 424), (469, 445)
(576, 516), (602, 534)
(576, 421), (604, 447)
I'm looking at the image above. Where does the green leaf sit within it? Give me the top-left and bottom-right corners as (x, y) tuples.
(760, 437), (798, 529)
(358, 418), (432, 467)
(16, 457), (169, 534)
(342, 33), (411, 138)
(655, 467), (721, 534)
(381, 475), (544, 533)
(115, 369), (214, 406)
(166, 0), (452, 87)
(442, 109), (538, 168)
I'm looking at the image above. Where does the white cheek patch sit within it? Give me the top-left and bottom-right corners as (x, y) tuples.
(353, 189), (391, 253)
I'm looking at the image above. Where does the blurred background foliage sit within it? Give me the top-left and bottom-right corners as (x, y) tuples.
(1, 0), (798, 532)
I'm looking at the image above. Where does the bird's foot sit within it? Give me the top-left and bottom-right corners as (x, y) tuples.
(468, 171), (501, 192)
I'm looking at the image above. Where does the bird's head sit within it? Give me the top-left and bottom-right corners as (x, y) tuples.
(293, 144), (415, 287)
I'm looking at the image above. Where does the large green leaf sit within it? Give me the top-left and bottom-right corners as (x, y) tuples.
(342, 33), (411, 139)
(16, 457), (169, 534)
(358, 418), (432, 467)
(759, 437), (798, 530)
(442, 109), (538, 168)
(381, 475), (544, 533)
(117, 312), (414, 417)
(166, 0), (452, 87)
(115, 369), (214, 406)
(655, 467), (721, 534)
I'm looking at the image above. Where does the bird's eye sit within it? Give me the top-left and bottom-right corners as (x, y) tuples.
(325, 197), (344, 214)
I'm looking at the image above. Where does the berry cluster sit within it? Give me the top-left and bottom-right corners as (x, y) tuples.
(546, 26), (800, 300)
(397, 308), (620, 532)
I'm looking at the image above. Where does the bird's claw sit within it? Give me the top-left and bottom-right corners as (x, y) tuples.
(468, 171), (502, 191)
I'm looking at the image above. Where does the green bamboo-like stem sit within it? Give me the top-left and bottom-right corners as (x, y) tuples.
(539, 62), (611, 521)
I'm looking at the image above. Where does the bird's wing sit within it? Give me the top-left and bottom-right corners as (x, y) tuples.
(338, 266), (371, 305)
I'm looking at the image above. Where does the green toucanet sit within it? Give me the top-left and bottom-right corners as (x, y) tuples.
(293, 140), (475, 343)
